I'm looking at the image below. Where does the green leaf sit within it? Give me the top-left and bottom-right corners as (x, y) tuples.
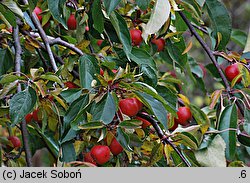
(156, 85), (178, 113)
(204, 0), (232, 50)
(1, 0), (23, 18)
(0, 3), (16, 27)
(48, 0), (67, 29)
(0, 74), (20, 85)
(172, 132), (199, 150)
(149, 142), (163, 166)
(118, 120), (142, 129)
(78, 122), (104, 130)
(135, 91), (168, 129)
(190, 104), (210, 134)
(117, 127), (132, 151)
(132, 82), (177, 114)
(103, 0), (121, 15)
(231, 29), (247, 48)
(0, 48), (14, 75)
(9, 87), (37, 126)
(218, 104), (237, 161)
(92, 0), (104, 33)
(29, 125), (59, 158)
(109, 11), (132, 60)
(166, 39), (187, 69)
(60, 89), (82, 103)
(40, 73), (63, 85)
(63, 94), (89, 132)
(91, 93), (116, 124)
(61, 141), (76, 163)
(237, 133), (250, 147)
(135, 0), (150, 10)
(79, 55), (97, 90)
(194, 134), (226, 167)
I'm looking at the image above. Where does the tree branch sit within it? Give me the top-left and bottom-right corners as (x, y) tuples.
(13, 23), (33, 167)
(21, 0), (58, 72)
(178, 11), (245, 116)
(137, 112), (191, 167)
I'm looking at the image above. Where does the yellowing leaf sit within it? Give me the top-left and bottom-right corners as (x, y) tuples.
(210, 89), (223, 109)
(182, 41), (193, 55)
(142, 0), (171, 41)
(178, 94), (190, 105)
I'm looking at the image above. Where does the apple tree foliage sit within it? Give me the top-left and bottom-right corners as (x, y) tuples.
(0, 0), (249, 167)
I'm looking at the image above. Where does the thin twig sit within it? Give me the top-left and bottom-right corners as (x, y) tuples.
(178, 11), (245, 116)
(13, 23), (33, 167)
(137, 112), (191, 167)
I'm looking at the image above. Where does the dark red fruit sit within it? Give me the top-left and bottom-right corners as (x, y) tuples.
(109, 138), (123, 155)
(64, 81), (79, 89)
(174, 107), (192, 126)
(119, 98), (143, 117)
(97, 40), (103, 46)
(100, 68), (104, 76)
(225, 63), (242, 83)
(8, 136), (21, 148)
(168, 114), (178, 131)
(84, 152), (97, 165)
(25, 113), (33, 123)
(67, 14), (77, 30)
(151, 38), (165, 52)
(48, 95), (54, 101)
(130, 29), (143, 46)
(33, 108), (42, 123)
(90, 145), (110, 165)
(136, 116), (151, 129)
(33, 7), (42, 22)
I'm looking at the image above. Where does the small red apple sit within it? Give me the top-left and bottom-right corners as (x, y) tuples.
(135, 116), (151, 129)
(33, 7), (42, 22)
(97, 40), (103, 46)
(225, 63), (242, 83)
(109, 138), (123, 156)
(84, 152), (97, 165)
(130, 29), (143, 46)
(151, 38), (165, 52)
(64, 81), (79, 89)
(119, 97), (143, 117)
(67, 14), (77, 30)
(174, 107), (192, 126)
(90, 145), (110, 165)
(25, 113), (33, 123)
(8, 136), (21, 148)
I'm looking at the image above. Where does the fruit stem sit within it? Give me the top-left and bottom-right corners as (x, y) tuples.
(137, 112), (192, 167)
(13, 23), (33, 167)
(178, 11), (244, 116)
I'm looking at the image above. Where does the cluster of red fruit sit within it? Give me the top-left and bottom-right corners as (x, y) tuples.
(129, 29), (165, 52)
(25, 108), (41, 124)
(84, 137), (123, 166)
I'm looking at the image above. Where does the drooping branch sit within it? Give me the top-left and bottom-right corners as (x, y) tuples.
(13, 23), (33, 167)
(178, 11), (245, 116)
(137, 112), (191, 167)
